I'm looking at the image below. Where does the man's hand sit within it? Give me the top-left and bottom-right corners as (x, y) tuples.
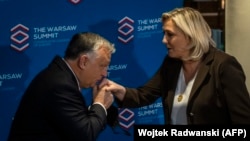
(93, 84), (114, 109)
(105, 80), (126, 101)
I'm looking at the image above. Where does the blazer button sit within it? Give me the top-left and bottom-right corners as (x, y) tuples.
(189, 112), (194, 116)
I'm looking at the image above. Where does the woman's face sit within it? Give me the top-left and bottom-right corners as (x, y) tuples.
(162, 19), (191, 60)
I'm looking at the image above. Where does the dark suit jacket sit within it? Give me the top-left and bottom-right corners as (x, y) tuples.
(121, 46), (250, 124)
(8, 56), (107, 141)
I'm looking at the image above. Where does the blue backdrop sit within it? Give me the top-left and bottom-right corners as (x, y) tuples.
(0, 0), (183, 140)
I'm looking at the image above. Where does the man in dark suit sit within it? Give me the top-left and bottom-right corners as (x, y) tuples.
(8, 32), (116, 141)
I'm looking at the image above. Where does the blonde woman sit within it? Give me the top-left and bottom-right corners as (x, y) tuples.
(104, 7), (250, 124)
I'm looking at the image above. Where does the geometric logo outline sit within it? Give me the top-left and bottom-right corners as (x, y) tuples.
(118, 108), (135, 129)
(68, 0), (82, 4)
(10, 24), (30, 52)
(118, 16), (134, 44)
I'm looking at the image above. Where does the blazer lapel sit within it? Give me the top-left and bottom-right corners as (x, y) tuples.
(166, 59), (182, 114)
(188, 46), (215, 101)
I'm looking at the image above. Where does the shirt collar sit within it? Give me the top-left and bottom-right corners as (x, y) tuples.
(62, 58), (81, 91)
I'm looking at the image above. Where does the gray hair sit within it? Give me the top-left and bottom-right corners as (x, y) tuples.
(64, 32), (115, 59)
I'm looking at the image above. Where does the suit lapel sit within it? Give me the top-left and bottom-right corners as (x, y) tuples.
(166, 59), (182, 114)
(188, 46), (215, 101)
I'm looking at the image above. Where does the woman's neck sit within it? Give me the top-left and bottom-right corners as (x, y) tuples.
(182, 60), (201, 84)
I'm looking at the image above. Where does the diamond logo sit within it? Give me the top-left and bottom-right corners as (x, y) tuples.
(10, 24), (29, 52)
(118, 16), (134, 43)
(118, 108), (135, 129)
(69, 0), (82, 4)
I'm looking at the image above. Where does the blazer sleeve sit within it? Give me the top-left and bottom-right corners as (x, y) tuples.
(121, 63), (165, 108)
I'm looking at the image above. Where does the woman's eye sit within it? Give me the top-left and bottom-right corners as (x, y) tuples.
(163, 31), (173, 37)
(167, 32), (173, 37)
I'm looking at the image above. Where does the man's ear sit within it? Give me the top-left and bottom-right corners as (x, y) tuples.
(78, 54), (88, 69)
